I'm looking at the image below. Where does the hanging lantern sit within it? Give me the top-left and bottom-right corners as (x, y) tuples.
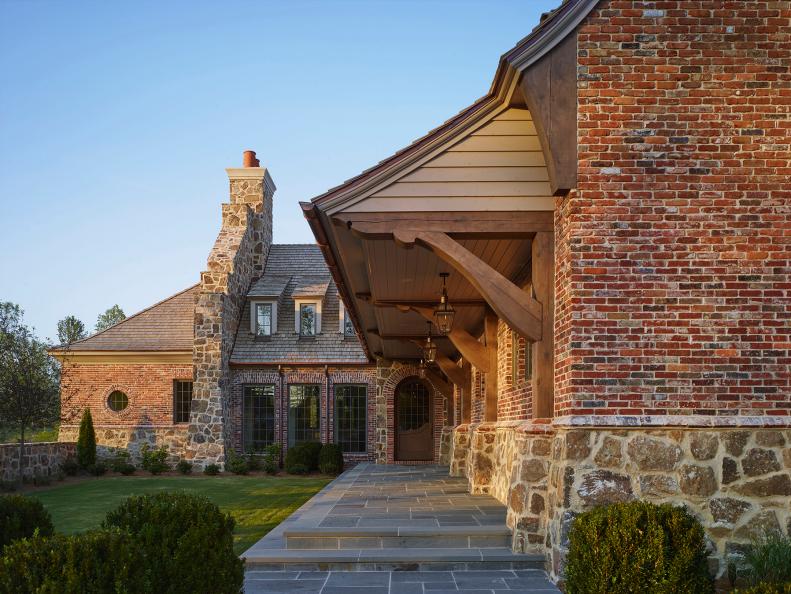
(423, 321), (437, 364)
(433, 272), (455, 335)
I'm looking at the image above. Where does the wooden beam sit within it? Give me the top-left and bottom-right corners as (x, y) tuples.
(435, 352), (467, 387)
(460, 361), (472, 423)
(395, 305), (493, 373)
(531, 232), (555, 419)
(484, 312), (498, 422)
(518, 33), (577, 195)
(335, 211), (554, 239)
(393, 230), (543, 342)
(374, 299), (486, 309)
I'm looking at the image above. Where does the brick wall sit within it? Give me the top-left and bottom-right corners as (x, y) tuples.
(60, 361), (192, 429)
(228, 365), (376, 463)
(497, 320), (533, 421)
(555, 0), (791, 419)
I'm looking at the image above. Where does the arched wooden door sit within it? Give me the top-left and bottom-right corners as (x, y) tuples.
(395, 378), (433, 461)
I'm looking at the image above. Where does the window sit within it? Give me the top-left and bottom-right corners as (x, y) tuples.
(243, 385), (275, 452)
(107, 390), (128, 412)
(173, 380), (192, 423)
(511, 331), (519, 384)
(255, 303), (273, 337)
(335, 385), (366, 453)
(299, 303), (317, 337)
(343, 308), (355, 338)
(525, 340), (533, 380)
(288, 385), (320, 446)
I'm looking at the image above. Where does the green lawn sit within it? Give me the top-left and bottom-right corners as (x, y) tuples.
(31, 475), (330, 554)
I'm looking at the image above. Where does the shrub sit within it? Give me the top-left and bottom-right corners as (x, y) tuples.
(0, 481), (18, 493)
(263, 459), (278, 475)
(76, 409), (97, 468)
(118, 463), (136, 476)
(31, 474), (51, 487)
(743, 534), (791, 586)
(225, 450), (249, 475)
(262, 443), (280, 474)
(0, 495), (54, 550)
(140, 443), (170, 475)
(203, 463), (221, 476)
(246, 453), (262, 472)
(110, 450), (131, 473)
(289, 463), (309, 475)
(0, 530), (142, 593)
(285, 442), (321, 474)
(318, 443), (344, 476)
(87, 462), (107, 476)
(61, 456), (80, 476)
(176, 460), (193, 475)
(103, 492), (244, 593)
(564, 501), (713, 594)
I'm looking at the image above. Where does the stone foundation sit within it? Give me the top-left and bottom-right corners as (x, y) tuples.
(439, 426), (453, 465)
(449, 424), (470, 477)
(455, 422), (791, 584)
(0, 442), (76, 482)
(60, 425), (189, 465)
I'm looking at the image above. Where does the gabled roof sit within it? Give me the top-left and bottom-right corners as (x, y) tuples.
(292, 276), (330, 299)
(308, 0), (598, 213)
(248, 275), (290, 298)
(59, 285), (199, 352)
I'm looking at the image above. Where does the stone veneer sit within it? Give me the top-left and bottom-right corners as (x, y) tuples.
(0, 442), (76, 482)
(59, 425), (189, 465)
(454, 421), (791, 585)
(186, 168), (275, 467)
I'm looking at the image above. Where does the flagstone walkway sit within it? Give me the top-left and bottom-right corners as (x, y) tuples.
(243, 464), (559, 593)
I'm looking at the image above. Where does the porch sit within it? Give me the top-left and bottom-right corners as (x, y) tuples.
(243, 463), (558, 592)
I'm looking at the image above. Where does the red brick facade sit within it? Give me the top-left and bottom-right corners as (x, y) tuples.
(555, 0), (791, 419)
(60, 361), (193, 430)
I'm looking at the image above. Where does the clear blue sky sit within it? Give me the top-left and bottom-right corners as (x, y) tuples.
(0, 0), (558, 342)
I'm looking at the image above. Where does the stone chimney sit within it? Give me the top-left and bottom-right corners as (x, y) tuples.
(224, 150), (275, 275)
(186, 151), (276, 467)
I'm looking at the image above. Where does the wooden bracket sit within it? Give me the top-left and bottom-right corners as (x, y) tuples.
(393, 230), (543, 342)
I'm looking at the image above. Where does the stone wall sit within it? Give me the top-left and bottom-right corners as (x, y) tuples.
(458, 422), (791, 585)
(449, 423), (470, 477)
(187, 168), (275, 467)
(439, 425), (453, 465)
(59, 425), (189, 465)
(0, 442), (76, 482)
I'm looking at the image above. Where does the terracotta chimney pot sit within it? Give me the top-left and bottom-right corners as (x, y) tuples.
(243, 150), (260, 168)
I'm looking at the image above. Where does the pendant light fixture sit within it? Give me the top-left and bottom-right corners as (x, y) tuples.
(433, 272), (455, 335)
(423, 321), (437, 364)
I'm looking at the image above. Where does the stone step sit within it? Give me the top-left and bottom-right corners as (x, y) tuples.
(244, 547), (545, 572)
(284, 525), (512, 550)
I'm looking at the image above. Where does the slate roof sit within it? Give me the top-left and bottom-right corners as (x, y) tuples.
(64, 285), (199, 351)
(230, 245), (369, 365)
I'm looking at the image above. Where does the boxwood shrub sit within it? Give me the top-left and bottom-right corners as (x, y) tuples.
(0, 530), (141, 594)
(285, 442), (322, 473)
(102, 492), (243, 594)
(0, 495), (54, 550)
(564, 501), (713, 594)
(733, 584), (791, 594)
(318, 443), (344, 476)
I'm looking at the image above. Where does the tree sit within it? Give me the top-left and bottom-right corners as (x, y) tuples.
(95, 305), (125, 333)
(76, 409), (96, 468)
(0, 302), (59, 483)
(57, 316), (86, 346)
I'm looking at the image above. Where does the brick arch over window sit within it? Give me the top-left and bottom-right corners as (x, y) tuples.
(382, 364), (445, 464)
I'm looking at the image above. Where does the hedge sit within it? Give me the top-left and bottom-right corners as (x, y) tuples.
(285, 442), (322, 473)
(564, 500), (713, 594)
(318, 443), (344, 476)
(0, 495), (54, 550)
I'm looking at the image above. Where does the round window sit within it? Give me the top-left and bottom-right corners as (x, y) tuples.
(107, 390), (129, 412)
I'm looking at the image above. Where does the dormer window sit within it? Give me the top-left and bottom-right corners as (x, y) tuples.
(339, 300), (355, 338)
(299, 303), (318, 337)
(250, 301), (277, 337)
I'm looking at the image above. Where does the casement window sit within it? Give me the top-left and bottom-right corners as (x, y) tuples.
(299, 303), (318, 336)
(243, 385), (276, 452)
(335, 385), (367, 453)
(288, 384), (320, 446)
(339, 301), (355, 338)
(173, 380), (193, 424)
(250, 301), (277, 337)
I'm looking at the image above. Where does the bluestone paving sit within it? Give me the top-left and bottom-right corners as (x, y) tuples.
(243, 464), (559, 593)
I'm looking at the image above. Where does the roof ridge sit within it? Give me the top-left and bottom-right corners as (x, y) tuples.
(67, 283), (199, 348)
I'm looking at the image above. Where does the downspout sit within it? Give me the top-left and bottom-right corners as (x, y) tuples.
(324, 365), (330, 444)
(278, 365), (284, 455)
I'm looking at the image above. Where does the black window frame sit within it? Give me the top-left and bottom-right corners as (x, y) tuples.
(173, 380), (193, 424)
(334, 384), (367, 453)
(343, 308), (355, 338)
(299, 303), (318, 337)
(255, 302), (273, 337)
(288, 384), (321, 446)
(243, 384), (276, 453)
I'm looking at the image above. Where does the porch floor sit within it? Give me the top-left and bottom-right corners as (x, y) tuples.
(243, 464), (559, 593)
